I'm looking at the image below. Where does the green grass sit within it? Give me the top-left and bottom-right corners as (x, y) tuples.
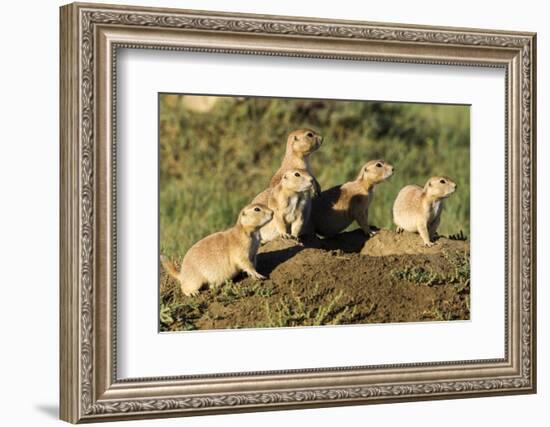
(214, 280), (275, 306)
(159, 278), (368, 330)
(159, 278), (278, 331)
(160, 95), (470, 259)
(259, 282), (366, 328)
(391, 265), (440, 286)
(390, 250), (470, 288)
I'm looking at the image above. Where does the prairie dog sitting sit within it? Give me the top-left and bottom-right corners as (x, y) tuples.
(160, 204), (273, 296)
(256, 169), (314, 243)
(269, 128), (323, 195)
(312, 160), (394, 238)
(392, 176), (457, 247)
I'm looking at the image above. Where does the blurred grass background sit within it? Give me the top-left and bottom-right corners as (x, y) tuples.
(160, 94), (469, 259)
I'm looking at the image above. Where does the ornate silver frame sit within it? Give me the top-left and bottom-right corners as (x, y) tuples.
(60, 2), (537, 423)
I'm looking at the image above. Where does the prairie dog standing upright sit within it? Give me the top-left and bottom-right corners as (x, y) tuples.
(256, 169), (314, 243)
(255, 128), (322, 236)
(312, 160), (394, 238)
(160, 204), (273, 296)
(269, 128), (323, 194)
(392, 176), (457, 247)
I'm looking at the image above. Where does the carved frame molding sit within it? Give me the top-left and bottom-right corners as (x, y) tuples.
(60, 2), (536, 423)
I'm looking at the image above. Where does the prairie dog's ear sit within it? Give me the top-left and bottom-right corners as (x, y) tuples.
(356, 164), (367, 180)
(241, 210), (247, 216)
(294, 135), (299, 141)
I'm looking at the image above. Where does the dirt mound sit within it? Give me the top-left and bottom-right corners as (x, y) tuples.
(360, 229), (469, 256)
(160, 229), (470, 332)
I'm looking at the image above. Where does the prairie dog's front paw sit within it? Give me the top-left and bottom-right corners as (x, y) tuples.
(249, 271), (266, 280)
(289, 234), (302, 242)
(424, 241), (435, 248)
(364, 228), (377, 237)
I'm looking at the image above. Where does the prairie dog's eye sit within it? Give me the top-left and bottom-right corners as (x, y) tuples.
(376, 162), (383, 168)
(306, 132), (314, 138)
(440, 179), (446, 184)
(294, 172), (301, 177)
(254, 207), (261, 212)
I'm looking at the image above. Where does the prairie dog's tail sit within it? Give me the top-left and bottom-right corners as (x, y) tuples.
(160, 255), (180, 280)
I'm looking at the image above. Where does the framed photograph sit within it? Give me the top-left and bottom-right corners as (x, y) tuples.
(158, 95), (471, 332)
(60, 2), (537, 423)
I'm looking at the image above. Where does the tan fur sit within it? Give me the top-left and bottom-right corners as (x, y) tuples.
(251, 188), (270, 205)
(312, 160), (394, 237)
(260, 129), (322, 237)
(160, 203), (273, 296)
(269, 128), (323, 193)
(257, 169), (314, 243)
(392, 176), (457, 247)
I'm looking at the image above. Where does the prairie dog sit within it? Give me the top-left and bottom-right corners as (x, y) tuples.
(257, 169), (314, 243)
(392, 176), (457, 247)
(251, 188), (270, 205)
(269, 128), (323, 194)
(312, 160), (394, 238)
(160, 204), (273, 296)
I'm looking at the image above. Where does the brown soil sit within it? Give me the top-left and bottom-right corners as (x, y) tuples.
(160, 230), (470, 331)
(361, 229), (469, 256)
